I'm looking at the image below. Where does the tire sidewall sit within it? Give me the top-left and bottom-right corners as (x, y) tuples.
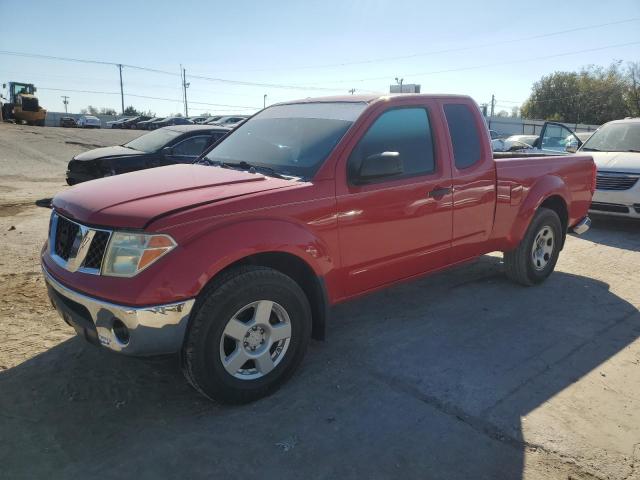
(524, 210), (562, 283)
(186, 271), (311, 401)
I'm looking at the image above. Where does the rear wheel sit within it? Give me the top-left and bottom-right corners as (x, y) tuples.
(504, 207), (562, 286)
(181, 266), (312, 404)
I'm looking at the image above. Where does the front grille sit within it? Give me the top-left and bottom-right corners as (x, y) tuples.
(54, 216), (80, 260)
(84, 231), (110, 269)
(590, 202), (630, 213)
(596, 173), (639, 191)
(50, 213), (111, 273)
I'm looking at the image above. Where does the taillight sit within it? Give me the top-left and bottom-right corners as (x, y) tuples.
(591, 162), (597, 194)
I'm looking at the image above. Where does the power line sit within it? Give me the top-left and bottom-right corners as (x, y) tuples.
(38, 87), (259, 109)
(209, 18), (640, 74)
(290, 40), (640, 85)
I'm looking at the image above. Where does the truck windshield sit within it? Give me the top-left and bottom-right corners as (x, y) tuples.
(123, 128), (183, 153)
(202, 102), (367, 178)
(581, 122), (640, 152)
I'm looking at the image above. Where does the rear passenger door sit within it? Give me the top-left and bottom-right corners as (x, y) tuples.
(336, 102), (454, 296)
(441, 101), (497, 261)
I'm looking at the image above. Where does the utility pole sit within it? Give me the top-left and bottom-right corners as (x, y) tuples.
(489, 94), (495, 128)
(61, 95), (69, 113)
(118, 64), (124, 115)
(263, 94), (267, 108)
(181, 66), (190, 117)
(348, 88), (356, 95)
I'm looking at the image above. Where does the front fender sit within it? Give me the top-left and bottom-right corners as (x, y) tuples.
(167, 217), (335, 297)
(505, 174), (569, 250)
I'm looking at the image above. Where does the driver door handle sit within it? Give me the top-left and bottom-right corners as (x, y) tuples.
(428, 186), (453, 198)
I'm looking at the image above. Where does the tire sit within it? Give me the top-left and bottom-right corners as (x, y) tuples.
(181, 266), (312, 404)
(503, 207), (562, 286)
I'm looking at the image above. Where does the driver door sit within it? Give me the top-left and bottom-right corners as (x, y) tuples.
(336, 103), (453, 296)
(538, 122), (582, 153)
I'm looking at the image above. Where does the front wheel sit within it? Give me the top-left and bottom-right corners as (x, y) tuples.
(181, 266), (312, 404)
(503, 207), (562, 286)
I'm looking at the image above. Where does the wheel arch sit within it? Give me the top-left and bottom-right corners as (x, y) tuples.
(506, 175), (570, 250)
(199, 251), (329, 341)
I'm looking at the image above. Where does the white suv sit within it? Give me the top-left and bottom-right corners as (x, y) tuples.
(580, 118), (640, 219)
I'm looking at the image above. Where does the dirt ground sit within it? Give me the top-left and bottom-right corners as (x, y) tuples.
(0, 124), (639, 480)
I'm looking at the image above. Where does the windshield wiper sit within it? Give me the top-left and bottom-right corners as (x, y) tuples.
(581, 147), (601, 152)
(195, 158), (301, 180)
(226, 161), (300, 180)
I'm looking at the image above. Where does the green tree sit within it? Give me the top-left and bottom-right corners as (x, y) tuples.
(80, 105), (99, 115)
(123, 105), (141, 116)
(99, 107), (117, 115)
(521, 62), (636, 124)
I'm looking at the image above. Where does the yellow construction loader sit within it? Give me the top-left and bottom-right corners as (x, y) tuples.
(1, 82), (47, 126)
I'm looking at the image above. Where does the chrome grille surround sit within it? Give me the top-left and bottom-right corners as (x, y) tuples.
(49, 211), (112, 275)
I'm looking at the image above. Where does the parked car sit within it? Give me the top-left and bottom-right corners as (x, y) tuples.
(149, 116), (193, 129)
(77, 115), (101, 128)
(493, 124), (584, 155)
(120, 116), (152, 129)
(43, 94), (594, 404)
(188, 116), (208, 124)
(577, 118), (640, 218)
(136, 117), (163, 130)
(66, 125), (230, 184)
(208, 115), (249, 127)
(489, 129), (501, 140)
(202, 115), (225, 124)
(505, 134), (539, 146)
(491, 138), (535, 152)
(106, 118), (130, 129)
(59, 116), (77, 128)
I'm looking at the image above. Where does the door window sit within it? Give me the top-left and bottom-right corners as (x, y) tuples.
(540, 123), (578, 152)
(172, 136), (211, 156)
(444, 104), (482, 169)
(348, 107), (435, 183)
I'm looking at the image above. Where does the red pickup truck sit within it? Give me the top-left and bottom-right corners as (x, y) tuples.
(42, 94), (595, 403)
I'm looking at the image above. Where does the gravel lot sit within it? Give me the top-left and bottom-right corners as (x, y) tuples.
(0, 124), (638, 480)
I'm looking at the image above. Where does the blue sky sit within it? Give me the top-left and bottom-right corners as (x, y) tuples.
(1, 0), (638, 116)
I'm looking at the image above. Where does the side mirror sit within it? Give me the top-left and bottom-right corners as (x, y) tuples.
(565, 145), (577, 153)
(358, 151), (403, 181)
(161, 146), (174, 156)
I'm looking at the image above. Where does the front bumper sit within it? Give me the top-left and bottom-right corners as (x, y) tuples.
(43, 266), (195, 356)
(590, 185), (640, 219)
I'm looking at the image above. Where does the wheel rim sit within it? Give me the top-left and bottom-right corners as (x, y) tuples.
(531, 225), (555, 271)
(219, 300), (292, 380)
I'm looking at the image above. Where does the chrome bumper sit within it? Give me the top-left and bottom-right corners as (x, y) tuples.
(43, 266), (195, 356)
(570, 216), (591, 235)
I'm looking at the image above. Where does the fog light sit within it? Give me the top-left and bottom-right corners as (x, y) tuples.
(112, 319), (130, 345)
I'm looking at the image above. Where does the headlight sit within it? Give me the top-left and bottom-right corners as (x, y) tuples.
(102, 232), (176, 277)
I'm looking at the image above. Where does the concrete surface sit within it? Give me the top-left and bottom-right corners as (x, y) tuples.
(0, 124), (638, 480)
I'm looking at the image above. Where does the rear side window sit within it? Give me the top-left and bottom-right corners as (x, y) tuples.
(444, 104), (481, 169)
(348, 108), (435, 181)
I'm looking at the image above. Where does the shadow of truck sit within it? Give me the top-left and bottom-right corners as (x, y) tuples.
(0, 256), (638, 479)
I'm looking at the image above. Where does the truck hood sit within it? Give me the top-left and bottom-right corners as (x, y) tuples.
(53, 164), (294, 229)
(588, 151), (640, 174)
(73, 145), (145, 161)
